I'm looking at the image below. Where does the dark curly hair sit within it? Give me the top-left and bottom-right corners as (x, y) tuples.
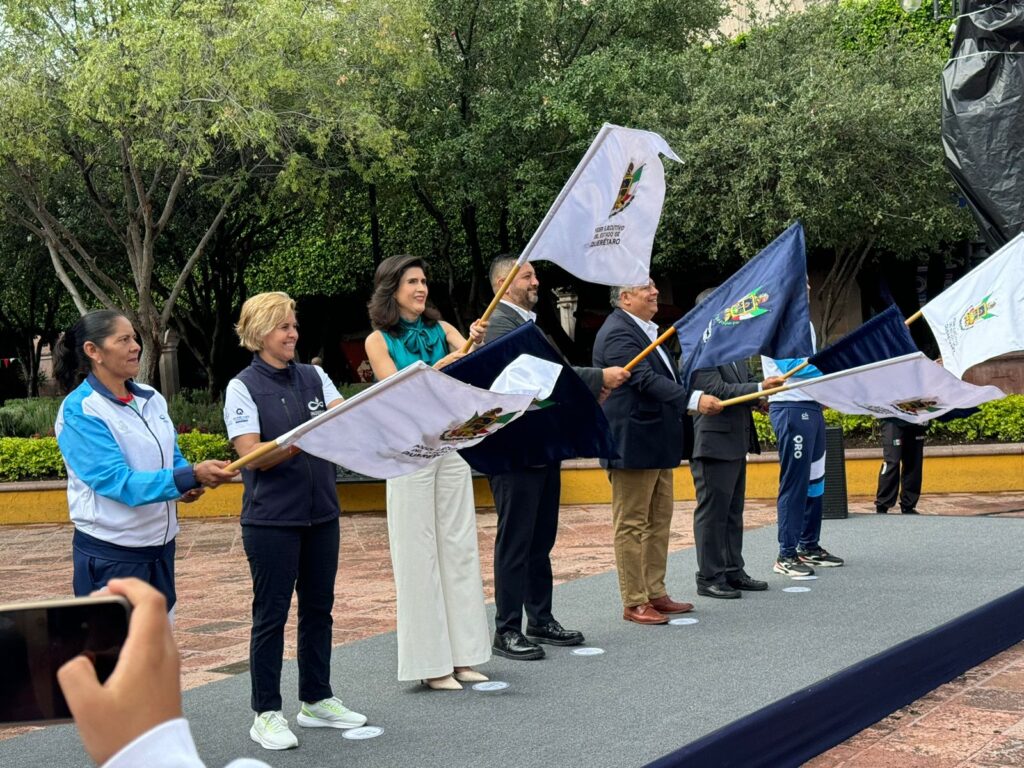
(367, 254), (441, 336)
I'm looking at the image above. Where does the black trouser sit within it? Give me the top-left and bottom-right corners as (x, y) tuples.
(488, 464), (561, 635)
(875, 420), (927, 512)
(690, 457), (747, 587)
(242, 518), (339, 713)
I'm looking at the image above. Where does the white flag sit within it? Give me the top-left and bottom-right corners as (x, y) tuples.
(278, 362), (536, 479)
(522, 123), (680, 287)
(785, 352), (1005, 424)
(920, 233), (1024, 379)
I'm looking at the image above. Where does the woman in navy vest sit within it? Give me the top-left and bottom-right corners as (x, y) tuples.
(224, 292), (367, 751)
(364, 255), (492, 690)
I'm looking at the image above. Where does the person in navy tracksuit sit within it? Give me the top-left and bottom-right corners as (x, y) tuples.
(54, 310), (236, 614)
(761, 320), (845, 577)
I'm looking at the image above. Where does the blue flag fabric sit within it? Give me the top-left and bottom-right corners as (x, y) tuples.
(674, 222), (813, 387)
(808, 305), (918, 374)
(443, 322), (617, 474)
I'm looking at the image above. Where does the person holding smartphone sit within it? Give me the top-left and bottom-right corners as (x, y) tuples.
(224, 292), (366, 751)
(54, 310), (237, 617)
(58, 578), (271, 768)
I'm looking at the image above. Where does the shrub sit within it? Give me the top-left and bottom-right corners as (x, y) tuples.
(167, 389), (227, 435)
(0, 397), (62, 437)
(0, 437), (66, 481)
(175, 431), (233, 463)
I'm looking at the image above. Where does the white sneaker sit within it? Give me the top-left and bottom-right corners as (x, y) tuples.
(297, 696), (368, 729)
(250, 710), (299, 750)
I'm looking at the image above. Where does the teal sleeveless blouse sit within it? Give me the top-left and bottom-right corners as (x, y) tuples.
(382, 318), (447, 371)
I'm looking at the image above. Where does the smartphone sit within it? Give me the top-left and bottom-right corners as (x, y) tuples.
(0, 595), (131, 725)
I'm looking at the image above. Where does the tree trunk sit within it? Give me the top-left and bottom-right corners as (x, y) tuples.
(460, 202), (487, 321)
(819, 238), (875, 343)
(368, 183), (382, 266)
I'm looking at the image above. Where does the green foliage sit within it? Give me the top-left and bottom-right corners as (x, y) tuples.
(0, 437), (66, 481)
(754, 396), (1024, 448)
(0, 397), (61, 437)
(167, 389), (227, 435)
(176, 431), (233, 463)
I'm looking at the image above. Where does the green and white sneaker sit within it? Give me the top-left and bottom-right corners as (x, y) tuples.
(297, 696), (368, 729)
(250, 710), (299, 750)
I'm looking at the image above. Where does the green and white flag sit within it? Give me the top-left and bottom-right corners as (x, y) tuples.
(521, 123), (681, 287)
(277, 362), (537, 479)
(921, 233), (1024, 379)
(785, 352), (1005, 424)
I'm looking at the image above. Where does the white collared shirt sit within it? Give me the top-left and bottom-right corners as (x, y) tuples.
(620, 309), (703, 412)
(500, 299), (537, 323)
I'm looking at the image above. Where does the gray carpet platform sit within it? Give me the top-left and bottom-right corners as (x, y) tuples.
(4, 514), (1024, 768)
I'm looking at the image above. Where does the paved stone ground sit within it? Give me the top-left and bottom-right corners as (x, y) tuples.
(1, 491), (1023, 766)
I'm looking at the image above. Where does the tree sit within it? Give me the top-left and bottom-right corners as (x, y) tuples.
(660, 0), (974, 339)
(0, 0), (423, 383)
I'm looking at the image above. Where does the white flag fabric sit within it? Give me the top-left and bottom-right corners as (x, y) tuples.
(523, 123), (681, 287)
(278, 362), (536, 479)
(784, 352), (1005, 424)
(489, 354), (561, 401)
(920, 233), (1024, 379)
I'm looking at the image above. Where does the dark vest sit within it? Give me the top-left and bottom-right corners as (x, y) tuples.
(235, 356), (340, 526)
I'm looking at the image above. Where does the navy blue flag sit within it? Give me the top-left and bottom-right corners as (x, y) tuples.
(808, 305), (918, 374)
(443, 322), (617, 474)
(674, 222), (813, 387)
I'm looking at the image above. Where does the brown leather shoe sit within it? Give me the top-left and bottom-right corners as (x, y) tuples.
(649, 595), (695, 614)
(623, 602), (669, 625)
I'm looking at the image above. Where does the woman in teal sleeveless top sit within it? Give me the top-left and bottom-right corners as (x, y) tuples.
(365, 255), (492, 690)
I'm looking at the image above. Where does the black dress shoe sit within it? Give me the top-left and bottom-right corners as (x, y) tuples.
(696, 583), (741, 599)
(901, 508), (920, 515)
(727, 575), (769, 591)
(492, 630), (545, 660)
(526, 619), (584, 646)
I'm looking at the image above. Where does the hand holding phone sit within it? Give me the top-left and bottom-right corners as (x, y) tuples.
(57, 579), (183, 766)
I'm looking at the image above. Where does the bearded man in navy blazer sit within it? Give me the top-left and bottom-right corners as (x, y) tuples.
(593, 281), (723, 625)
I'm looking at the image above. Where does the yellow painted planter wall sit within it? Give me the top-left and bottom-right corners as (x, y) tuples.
(2, 450), (1020, 525)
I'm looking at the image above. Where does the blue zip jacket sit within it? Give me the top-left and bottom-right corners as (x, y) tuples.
(55, 374), (198, 547)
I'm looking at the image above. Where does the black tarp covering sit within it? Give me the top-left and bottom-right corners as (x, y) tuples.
(941, 1), (1024, 250)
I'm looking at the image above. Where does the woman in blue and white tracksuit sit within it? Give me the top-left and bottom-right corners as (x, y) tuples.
(762, 320), (844, 577)
(54, 310), (236, 613)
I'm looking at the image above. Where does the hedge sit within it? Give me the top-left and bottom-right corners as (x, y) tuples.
(0, 431), (232, 482)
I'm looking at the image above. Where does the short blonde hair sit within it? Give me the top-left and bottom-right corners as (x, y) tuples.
(236, 292), (296, 351)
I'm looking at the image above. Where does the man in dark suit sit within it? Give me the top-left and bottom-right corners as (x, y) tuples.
(485, 255), (631, 659)
(593, 281), (724, 625)
(689, 359), (784, 598)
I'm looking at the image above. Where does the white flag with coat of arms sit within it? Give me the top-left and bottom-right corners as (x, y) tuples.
(521, 123), (680, 287)
(277, 361), (539, 479)
(783, 352), (1005, 424)
(920, 233), (1024, 379)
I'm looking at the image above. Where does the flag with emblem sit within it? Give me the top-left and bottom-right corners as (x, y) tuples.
(920, 232), (1024, 379)
(674, 222), (814, 388)
(808, 305), (918, 374)
(784, 352), (1005, 424)
(273, 362), (537, 479)
(519, 123), (681, 287)
(443, 322), (618, 474)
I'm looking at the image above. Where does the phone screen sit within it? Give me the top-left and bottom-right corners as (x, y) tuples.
(0, 597), (130, 725)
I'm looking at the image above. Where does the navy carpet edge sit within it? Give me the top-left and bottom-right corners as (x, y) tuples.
(646, 584), (1024, 768)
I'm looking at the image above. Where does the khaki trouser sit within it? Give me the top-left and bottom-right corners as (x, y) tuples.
(609, 468), (675, 608)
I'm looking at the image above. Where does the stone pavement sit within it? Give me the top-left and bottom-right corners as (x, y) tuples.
(1, 491), (1023, 766)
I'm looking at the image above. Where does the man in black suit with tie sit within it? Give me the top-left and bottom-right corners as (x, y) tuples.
(485, 255), (631, 659)
(690, 358), (784, 599)
(593, 281), (724, 625)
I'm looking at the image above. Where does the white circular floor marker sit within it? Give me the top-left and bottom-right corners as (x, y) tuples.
(572, 647), (605, 656)
(791, 575), (818, 581)
(472, 681), (510, 692)
(669, 617), (700, 626)
(343, 726), (383, 740)
(782, 586), (811, 593)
